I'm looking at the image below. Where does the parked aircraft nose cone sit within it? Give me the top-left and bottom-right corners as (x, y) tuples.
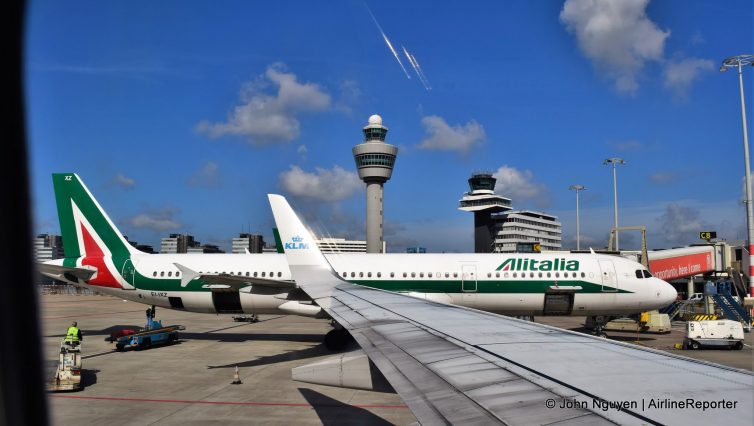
(657, 279), (677, 305)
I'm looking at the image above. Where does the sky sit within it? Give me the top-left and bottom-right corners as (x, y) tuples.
(25, 0), (753, 253)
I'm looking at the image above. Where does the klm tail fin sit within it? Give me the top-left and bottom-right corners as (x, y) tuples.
(52, 173), (141, 259)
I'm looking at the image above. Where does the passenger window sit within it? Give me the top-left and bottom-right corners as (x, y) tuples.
(367, 272), (372, 278)
(504, 272), (509, 278)
(635, 270), (643, 279)
(546, 272), (551, 278)
(487, 272), (492, 278)
(419, 272), (424, 278)
(582, 272), (587, 278)
(445, 273), (449, 278)
(246, 272), (250, 277)
(377, 272), (382, 278)
(538, 272), (543, 278)
(176, 272), (180, 277)
(390, 272), (394, 278)
(453, 272), (458, 278)
(495, 272), (500, 278)
(153, 272), (157, 277)
(261, 272), (266, 277)
(359, 272), (364, 277)
(428, 272), (432, 278)
(351, 272), (355, 278)
(411, 272), (416, 278)
(168, 271), (172, 277)
(643, 270), (652, 278)
(513, 272), (517, 278)
(269, 272), (273, 277)
(342, 272), (347, 277)
(530, 272), (534, 278)
(563, 272), (568, 278)
(160, 271), (164, 277)
(555, 272), (559, 278)
(254, 272), (258, 277)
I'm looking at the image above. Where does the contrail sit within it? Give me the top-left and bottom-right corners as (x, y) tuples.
(402, 45), (431, 90)
(410, 52), (432, 90)
(365, 5), (411, 79)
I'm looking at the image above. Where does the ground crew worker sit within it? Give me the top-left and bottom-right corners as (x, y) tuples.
(65, 321), (82, 345)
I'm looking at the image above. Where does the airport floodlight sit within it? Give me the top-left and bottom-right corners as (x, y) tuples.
(721, 54), (754, 296)
(603, 158), (626, 251)
(568, 185), (586, 250)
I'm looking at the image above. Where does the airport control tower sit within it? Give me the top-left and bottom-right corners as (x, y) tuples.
(353, 115), (398, 253)
(459, 172), (512, 253)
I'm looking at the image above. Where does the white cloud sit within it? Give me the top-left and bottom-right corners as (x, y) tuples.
(112, 173), (135, 189)
(493, 165), (550, 208)
(125, 207), (182, 232)
(279, 165), (361, 202)
(655, 203), (707, 245)
(196, 63), (331, 144)
(663, 57), (714, 97)
(297, 145), (308, 158)
(649, 171), (677, 184)
(560, 0), (669, 93)
(418, 115), (485, 152)
(188, 161), (221, 188)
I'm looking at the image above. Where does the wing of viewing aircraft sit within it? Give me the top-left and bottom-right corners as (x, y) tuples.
(269, 194), (754, 425)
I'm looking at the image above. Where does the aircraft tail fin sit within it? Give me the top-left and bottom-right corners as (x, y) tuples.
(52, 173), (141, 259)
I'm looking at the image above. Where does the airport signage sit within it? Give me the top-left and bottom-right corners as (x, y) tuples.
(699, 231), (716, 241)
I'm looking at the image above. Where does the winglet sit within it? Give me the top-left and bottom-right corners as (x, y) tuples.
(268, 194), (342, 299)
(174, 262), (200, 287)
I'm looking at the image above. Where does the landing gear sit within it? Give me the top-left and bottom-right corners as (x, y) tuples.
(324, 327), (353, 351)
(589, 316), (609, 338)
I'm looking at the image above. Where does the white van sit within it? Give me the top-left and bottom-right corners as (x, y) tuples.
(684, 320), (744, 350)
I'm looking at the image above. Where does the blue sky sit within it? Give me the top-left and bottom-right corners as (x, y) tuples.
(26, 0), (753, 252)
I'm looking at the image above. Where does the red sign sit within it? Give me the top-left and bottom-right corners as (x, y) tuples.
(649, 252), (713, 281)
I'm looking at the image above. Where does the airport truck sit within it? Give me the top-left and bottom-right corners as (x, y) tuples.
(683, 320), (744, 350)
(48, 340), (83, 392)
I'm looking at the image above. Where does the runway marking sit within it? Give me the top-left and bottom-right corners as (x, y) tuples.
(43, 309), (145, 320)
(49, 394), (408, 409)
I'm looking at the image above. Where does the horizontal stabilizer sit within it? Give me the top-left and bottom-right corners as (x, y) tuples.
(38, 263), (97, 281)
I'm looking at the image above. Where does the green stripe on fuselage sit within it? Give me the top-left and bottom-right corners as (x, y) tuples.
(90, 273), (630, 294)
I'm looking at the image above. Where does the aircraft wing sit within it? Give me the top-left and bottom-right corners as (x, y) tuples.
(38, 262), (97, 281)
(269, 194), (754, 425)
(173, 263), (295, 290)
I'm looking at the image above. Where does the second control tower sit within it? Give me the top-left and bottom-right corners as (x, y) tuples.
(459, 172), (512, 253)
(353, 115), (398, 253)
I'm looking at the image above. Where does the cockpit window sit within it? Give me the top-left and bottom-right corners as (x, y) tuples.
(635, 270), (643, 279)
(643, 270), (652, 278)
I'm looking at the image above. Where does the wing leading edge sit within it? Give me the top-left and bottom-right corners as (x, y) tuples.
(268, 194), (754, 425)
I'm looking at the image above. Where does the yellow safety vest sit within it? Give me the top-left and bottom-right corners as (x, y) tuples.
(65, 326), (80, 343)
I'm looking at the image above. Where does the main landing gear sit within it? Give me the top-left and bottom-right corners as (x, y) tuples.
(589, 316), (609, 338)
(324, 324), (354, 351)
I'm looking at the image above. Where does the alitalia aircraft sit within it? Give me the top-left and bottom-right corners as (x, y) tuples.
(40, 173), (677, 338)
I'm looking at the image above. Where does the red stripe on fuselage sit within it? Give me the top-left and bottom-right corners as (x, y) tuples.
(80, 224), (122, 288)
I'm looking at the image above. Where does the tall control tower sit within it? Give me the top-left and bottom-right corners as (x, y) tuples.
(459, 172), (512, 253)
(353, 115), (398, 253)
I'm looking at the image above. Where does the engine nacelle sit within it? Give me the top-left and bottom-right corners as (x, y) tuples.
(277, 300), (323, 317)
(291, 349), (393, 392)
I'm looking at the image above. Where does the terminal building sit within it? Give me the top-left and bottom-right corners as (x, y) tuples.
(315, 237), (378, 253)
(232, 233), (265, 254)
(34, 233), (64, 263)
(492, 210), (562, 253)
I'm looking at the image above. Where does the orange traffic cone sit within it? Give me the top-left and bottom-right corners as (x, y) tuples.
(231, 366), (242, 385)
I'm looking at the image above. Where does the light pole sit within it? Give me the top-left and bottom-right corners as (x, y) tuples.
(721, 54), (754, 296)
(569, 185), (586, 250)
(603, 158), (625, 251)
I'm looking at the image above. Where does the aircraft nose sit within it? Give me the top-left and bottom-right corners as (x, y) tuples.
(657, 279), (677, 304)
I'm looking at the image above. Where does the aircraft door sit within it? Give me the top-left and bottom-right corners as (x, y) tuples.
(461, 265), (477, 292)
(599, 260), (618, 292)
(120, 259), (136, 289)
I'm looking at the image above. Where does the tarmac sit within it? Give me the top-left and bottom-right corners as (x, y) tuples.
(41, 293), (753, 425)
